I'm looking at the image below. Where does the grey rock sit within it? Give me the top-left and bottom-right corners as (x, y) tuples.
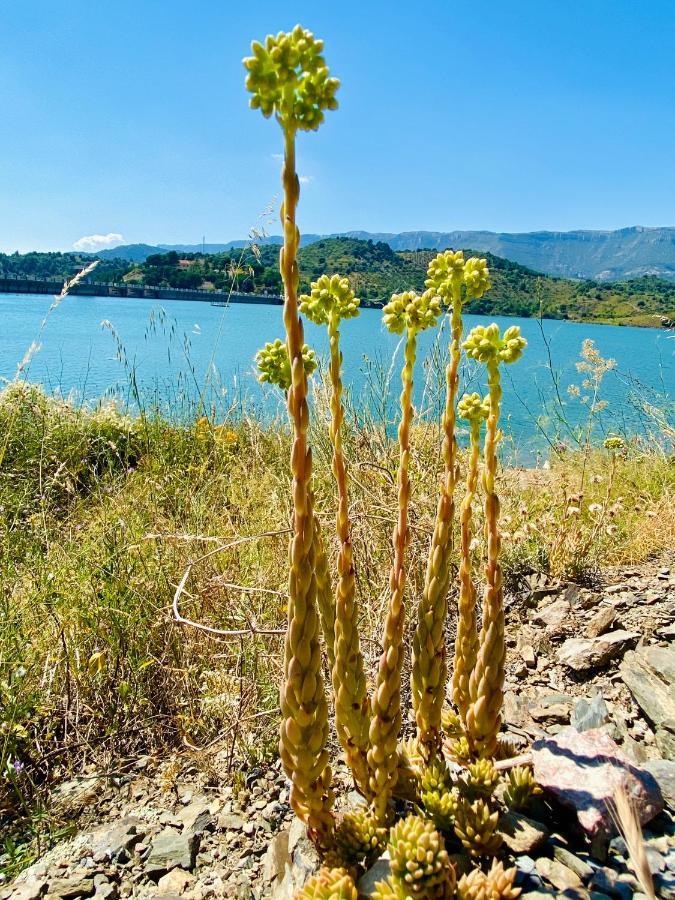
(534, 599), (572, 636)
(572, 695), (611, 732)
(500, 811), (549, 854)
(643, 759), (675, 810)
(558, 631), (639, 671)
(217, 813), (245, 832)
(357, 855), (391, 898)
(657, 728), (675, 760)
(144, 828), (199, 877)
(590, 867), (637, 899)
(90, 818), (144, 864)
(620, 645), (675, 730)
(262, 830), (289, 884)
(4, 884), (47, 900)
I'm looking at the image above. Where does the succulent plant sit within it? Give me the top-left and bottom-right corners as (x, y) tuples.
(458, 759), (500, 800)
(296, 866), (358, 900)
(369, 293), (442, 816)
(411, 253), (490, 756)
(453, 796), (503, 858)
(333, 809), (387, 869)
(370, 878), (409, 900)
(300, 275), (370, 796)
(388, 814), (455, 897)
(245, 25), (340, 846)
(441, 708), (464, 738)
(463, 324), (527, 759)
(419, 756), (459, 831)
(456, 858), (521, 899)
(502, 765), (542, 811)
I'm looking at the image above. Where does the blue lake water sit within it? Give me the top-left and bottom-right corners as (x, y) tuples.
(1, 293), (672, 463)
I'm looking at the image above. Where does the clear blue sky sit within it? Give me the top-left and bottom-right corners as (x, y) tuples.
(2, 0), (674, 252)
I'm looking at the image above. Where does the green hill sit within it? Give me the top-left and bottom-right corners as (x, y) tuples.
(2, 239), (674, 327)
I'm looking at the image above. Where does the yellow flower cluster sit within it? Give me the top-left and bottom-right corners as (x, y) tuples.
(463, 323), (527, 365)
(382, 290), (442, 335)
(299, 274), (360, 326)
(256, 338), (317, 390)
(457, 392), (490, 423)
(424, 250), (491, 306)
(243, 26), (340, 131)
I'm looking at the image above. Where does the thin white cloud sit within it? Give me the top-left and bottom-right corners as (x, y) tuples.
(298, 175), (314, 185)
(271, 153), (283, 161)
(73, 232), (124, 252)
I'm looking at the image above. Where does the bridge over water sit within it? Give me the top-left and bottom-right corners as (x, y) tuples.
(0, 276), (384, 308)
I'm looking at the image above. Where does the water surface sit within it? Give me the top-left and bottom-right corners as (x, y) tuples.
(1, 293), (672, 463)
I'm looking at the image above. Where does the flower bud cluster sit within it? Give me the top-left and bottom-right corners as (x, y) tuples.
(243, 26), (339, 131)
(424, 250), (491, 306)
(256, 338), (317, 390)
(463, 324), (527, 365)
(457, 392), (490, 423)
(382, 290), (442, 335)
(299, 274), (360, 326)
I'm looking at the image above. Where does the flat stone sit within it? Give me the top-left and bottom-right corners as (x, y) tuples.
(156, 870), (194, 894)
(587, 607), (617, 638)
(552, 845), (594, 881)
(521, 645), (537, 668)
(535, 858), (583, 891)
(218, 813), (245, 831)
(500, 811), (549, 854)
(90, 818), (145, 864)
(643, 759), (675, 810)
(558, 632), (639, 671)
(262, 830), (290, 884)
(46, 877), (94, 899)
(620, 645), (675, 730)
(572, 695), (611, 732)
(144, 828), (199, 877)
(532, 727), (664, 837)
(534, 599), (572, 636)
(657, 729), (675, 760)
(4, 884), (47, 900)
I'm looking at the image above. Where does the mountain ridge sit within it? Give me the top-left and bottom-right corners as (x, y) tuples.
(94, 225), (675, 281)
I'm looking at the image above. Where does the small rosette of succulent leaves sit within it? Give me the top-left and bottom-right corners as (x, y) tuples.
(296, 866), (358, 899)
(457, 858), (521, 900)
(384, 813), (456, 898)
(243, 25), (339, 131)
(299, 274), (360, 326)
(463, 323), (527, 366)
(256, 338), (317, 391)
(502, 765), (542, 811)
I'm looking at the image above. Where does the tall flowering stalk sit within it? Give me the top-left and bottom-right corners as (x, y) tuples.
(451, 392), (489, 725)
(299, 275), (371, 796)
(411, 253), (491, 755)
(463, 324), (527, 758)
(244, 26), (339, 844)
(256, 340), (337, 675)
(368, 291), (442, 818)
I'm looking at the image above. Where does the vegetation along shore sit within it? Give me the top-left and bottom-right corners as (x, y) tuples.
(2, 237), (675, 327)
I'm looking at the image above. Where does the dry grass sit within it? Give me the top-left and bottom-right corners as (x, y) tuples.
(0, 382), (672, 867)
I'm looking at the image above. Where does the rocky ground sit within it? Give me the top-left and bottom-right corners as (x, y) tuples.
(2, 551), (674, 899)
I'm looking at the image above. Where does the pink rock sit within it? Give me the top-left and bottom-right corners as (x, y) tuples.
(531, 726), (663, 837)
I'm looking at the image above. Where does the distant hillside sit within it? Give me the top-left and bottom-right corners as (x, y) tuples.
(97, 238), (675, 327)
(4, 240), (674, 326)
(96, 226), (675, 281)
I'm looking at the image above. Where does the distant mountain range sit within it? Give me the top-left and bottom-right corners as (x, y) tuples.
(96, 226), (675, 281)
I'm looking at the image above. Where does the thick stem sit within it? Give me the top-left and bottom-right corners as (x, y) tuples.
(411, 294), (462, 754)
(452, 418), (481, 724)
(368, 329), (416, 819)
(327, 315), (371, 796)
(313, 514), (336, 676)
(465, 359), (504, 759)
(278, 127), (333, 842)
